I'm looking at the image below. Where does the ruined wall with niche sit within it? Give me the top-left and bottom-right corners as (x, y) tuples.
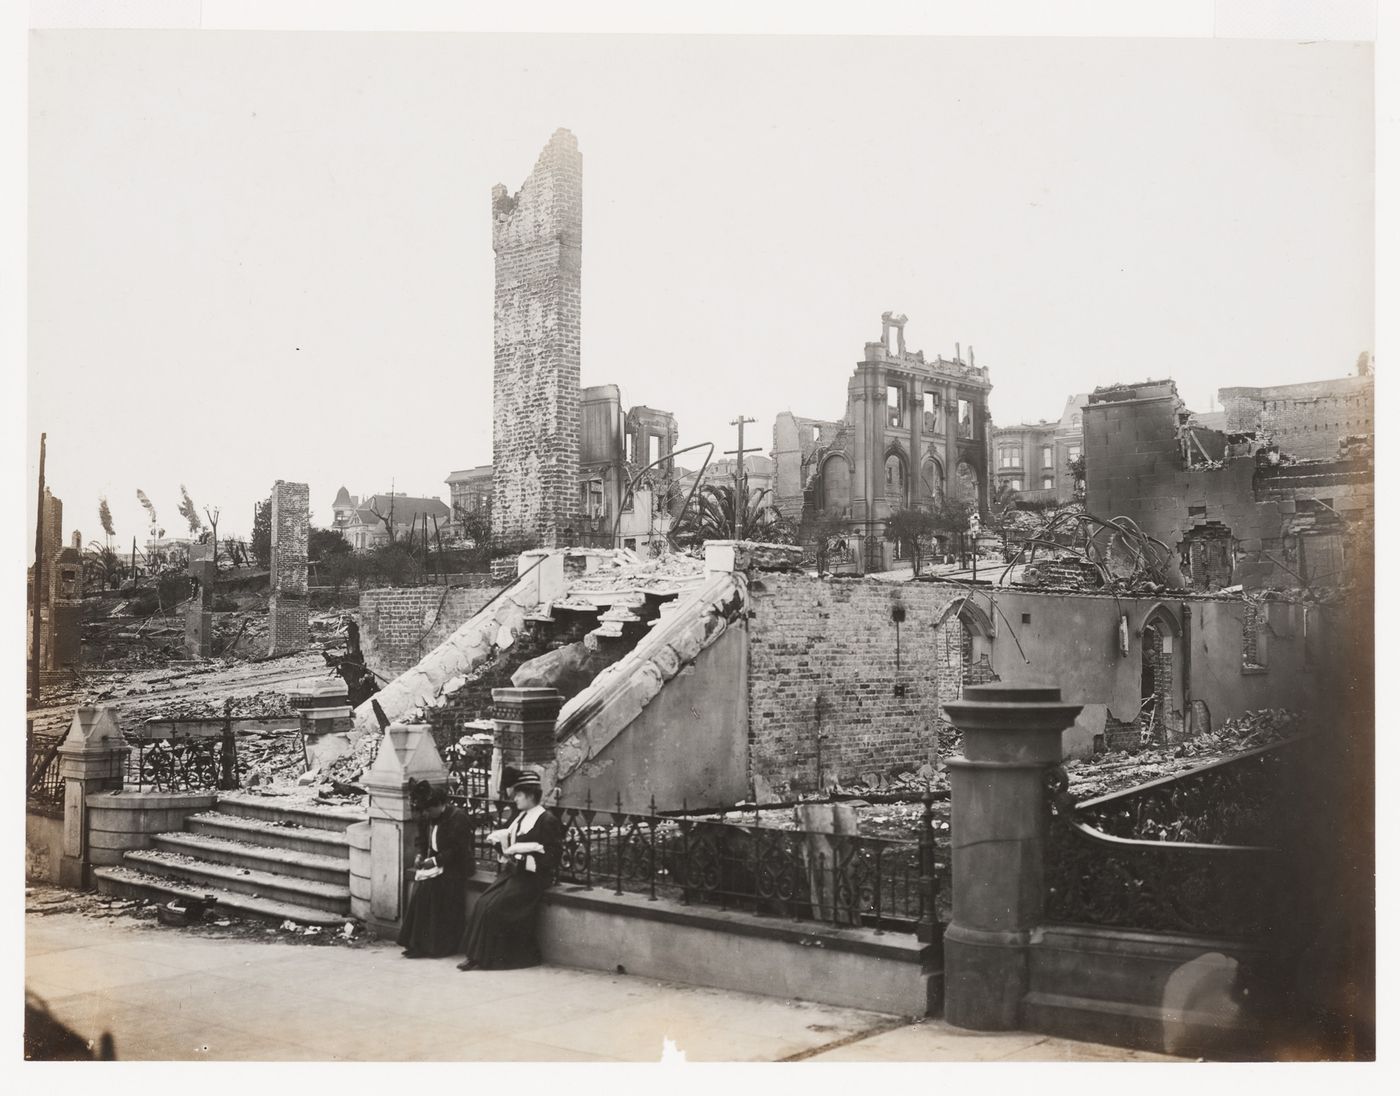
(492, 129), (583, 548)
(746, 573), (961, 798)
(1084, 381), (1373, 591)
(985, 589), (1335, 752)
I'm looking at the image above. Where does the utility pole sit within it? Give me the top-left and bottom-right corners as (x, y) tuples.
(30, 433), (47, 707)
(726, 415), (760, 541)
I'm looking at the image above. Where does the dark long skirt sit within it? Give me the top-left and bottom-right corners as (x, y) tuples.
(397, 871), (468, 958)
(459, 867), (546, 969)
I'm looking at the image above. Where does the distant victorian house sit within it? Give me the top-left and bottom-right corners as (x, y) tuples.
(991, 394), (1089, 507)
(333, 490), (451, 551)
(444, 467), (492, 533)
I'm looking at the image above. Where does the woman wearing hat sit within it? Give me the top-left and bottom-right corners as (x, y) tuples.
(397, 779), (475, 959)
(456, 769), (562, 971)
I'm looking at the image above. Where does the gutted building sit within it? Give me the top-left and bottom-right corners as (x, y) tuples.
(1083, 375), (1373, 592)
(771, 313), (993, 570)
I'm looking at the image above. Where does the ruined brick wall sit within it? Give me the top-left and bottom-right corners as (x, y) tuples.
(357, 584), (507, 680)
(746, 574), (961, 796)
(1084, 393), (1372, 591)
(267, 480), (309, 656)
(1221, 376), (1373, 461)
(492, 129), (583, 548)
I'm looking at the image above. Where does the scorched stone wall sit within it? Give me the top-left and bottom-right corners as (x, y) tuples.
(746, 573), (961, 798)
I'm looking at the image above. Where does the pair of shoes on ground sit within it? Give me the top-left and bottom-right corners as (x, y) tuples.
(456, 959), (480, 972)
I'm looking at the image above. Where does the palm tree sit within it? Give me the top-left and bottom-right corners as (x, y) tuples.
(673, 475), (793, 546)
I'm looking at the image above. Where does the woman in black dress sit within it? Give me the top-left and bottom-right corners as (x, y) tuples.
(397, 780), (475, 959)
(457, 770), (563, 971)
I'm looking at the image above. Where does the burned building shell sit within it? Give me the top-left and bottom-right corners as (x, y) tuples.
(772, 313), (993, 570)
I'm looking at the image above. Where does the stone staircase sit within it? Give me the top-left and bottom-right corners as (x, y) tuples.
(93, 796), (363, 927)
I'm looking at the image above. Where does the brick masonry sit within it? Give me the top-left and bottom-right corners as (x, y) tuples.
(1084, 388), (1373, 590)
(746, 573), (961, 797)
(267, 480), (310, 656)
(1220, 375), (1373, 461)
(492, 129), (583, 548)
(357, 584), (507, 681)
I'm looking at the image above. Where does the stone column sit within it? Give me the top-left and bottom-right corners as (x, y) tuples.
(57, 706), (130, 888)
(362, 722), (447, 936)
(267, 480), (310, 656)
(940, 683), (1082, 1030)
(491, 687), (564, 801)
(293, 678), (356, 771)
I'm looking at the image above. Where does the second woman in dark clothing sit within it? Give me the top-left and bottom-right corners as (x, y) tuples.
(397, 780), (475, 959)
(457, 770), (563, 971)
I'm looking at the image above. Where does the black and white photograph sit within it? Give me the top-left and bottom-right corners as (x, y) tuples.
(12, 0), (1384, 1075)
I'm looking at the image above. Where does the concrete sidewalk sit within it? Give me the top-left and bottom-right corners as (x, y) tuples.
(26, 908), (1181, 1062)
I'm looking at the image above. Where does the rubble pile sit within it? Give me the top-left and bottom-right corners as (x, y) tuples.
(566, 549), (705, 597)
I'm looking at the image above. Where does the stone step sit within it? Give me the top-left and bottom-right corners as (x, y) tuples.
(93, 865), (347, 928)
(151, 831), (349, 886)
(121, 848), (351, 914)
(1019, 990), (1266, 1060)
(215, 793), (364, 832)
(185, 810), (353, 857)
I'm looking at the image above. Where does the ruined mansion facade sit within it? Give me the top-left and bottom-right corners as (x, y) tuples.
(772, 313), (993, 569)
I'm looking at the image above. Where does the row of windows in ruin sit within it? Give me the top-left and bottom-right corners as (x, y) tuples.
(884, 386), (977, 439)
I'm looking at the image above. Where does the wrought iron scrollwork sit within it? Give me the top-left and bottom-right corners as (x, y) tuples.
(1043, 743), (1296, 939)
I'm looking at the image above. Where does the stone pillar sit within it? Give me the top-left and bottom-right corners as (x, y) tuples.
(940, 683), (1082, 1031)
(185, 542), (216, 657)
(491, 687), (563, 801)
(361, 722), (447, 936)
(267, 480), (310, 656)
(293, 678), (356, 770)
(57, 706), (130, 889)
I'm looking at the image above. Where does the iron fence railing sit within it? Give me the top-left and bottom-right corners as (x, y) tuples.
(27, 729), (65, 809)
(124, 712), (242, 793)
(1043, 739), (1303, 939)
(449, 791), (943, 937)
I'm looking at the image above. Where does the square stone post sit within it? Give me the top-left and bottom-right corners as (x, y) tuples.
(267, 480), (310, 656)
(940, 683), (1082, 1031)
(491, 687), (563, 801)
(362, 722), (447, 936)
(57, 706), (130, 889)
(185, 543), (216, 657)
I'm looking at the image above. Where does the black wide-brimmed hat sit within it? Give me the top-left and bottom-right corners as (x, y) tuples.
(511, 770), (542, 792)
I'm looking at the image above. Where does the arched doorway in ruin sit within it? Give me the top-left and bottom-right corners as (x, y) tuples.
(1137, 603), (1183, 746)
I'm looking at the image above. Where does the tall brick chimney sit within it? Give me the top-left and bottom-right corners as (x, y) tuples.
(491, 128), (583, 549)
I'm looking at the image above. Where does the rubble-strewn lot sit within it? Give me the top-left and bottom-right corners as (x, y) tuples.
(704, 708), (1306, 841)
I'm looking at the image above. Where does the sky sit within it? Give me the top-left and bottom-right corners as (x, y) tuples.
(26, 31), (1373, 543)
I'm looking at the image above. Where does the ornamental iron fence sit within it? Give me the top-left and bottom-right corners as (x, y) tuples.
(1044, 738), (1303, 939)
(27, 728), (65, 810)
(448, 789), (944, 938)
(124, 708), (242, 792)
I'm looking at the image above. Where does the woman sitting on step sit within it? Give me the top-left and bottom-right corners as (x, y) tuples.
(457, 769), (562, 971)
(397, 780), (475, 959)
